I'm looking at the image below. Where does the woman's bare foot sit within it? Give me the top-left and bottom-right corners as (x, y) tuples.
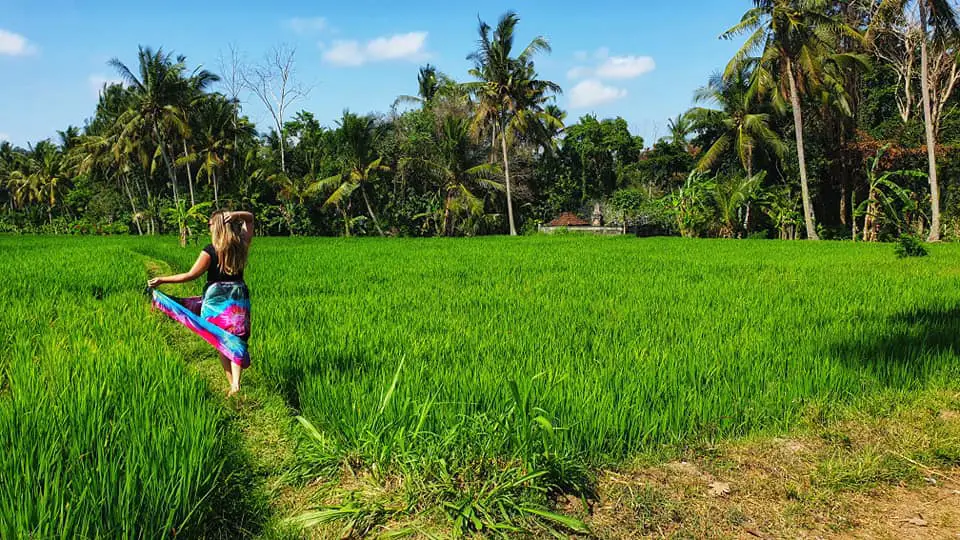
(227, 386), (240, 398)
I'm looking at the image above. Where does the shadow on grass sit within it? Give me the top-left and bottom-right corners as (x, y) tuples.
(831, 306), (960, 388)
(194, 419), (271, 539)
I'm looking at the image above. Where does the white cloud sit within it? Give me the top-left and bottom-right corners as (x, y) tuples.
(567, 47), (655, 81)
(288, 17), (328, 34)
(569, 79), (627, 109)
(573, 50), (588, 61)
(88, 75), (123, 96)
(322, 32), (428, 66)
(323, 41), (365, 66)
(0, 29), (36, 56)
(566, 66), (592, 80)
(596, 55), (656, 79)
(366, 33), (428, 61)
(0, 133), (9, 142)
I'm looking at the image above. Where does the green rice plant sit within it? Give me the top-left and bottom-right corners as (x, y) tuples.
(0, 238), (254, 537)
(5, 234), (960, 535)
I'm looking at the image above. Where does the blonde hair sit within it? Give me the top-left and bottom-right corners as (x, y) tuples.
(209, 210), (249, 275)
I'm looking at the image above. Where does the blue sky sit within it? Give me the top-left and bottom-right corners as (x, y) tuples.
(0, 0), (749, 148)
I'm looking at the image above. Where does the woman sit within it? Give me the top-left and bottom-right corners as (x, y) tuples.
(148, 210), (254, 396)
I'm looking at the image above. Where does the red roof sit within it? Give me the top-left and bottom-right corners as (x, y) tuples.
(547, 212), (590, 227)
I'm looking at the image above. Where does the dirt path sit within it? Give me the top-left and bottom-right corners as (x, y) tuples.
(143, 255), (320, 539)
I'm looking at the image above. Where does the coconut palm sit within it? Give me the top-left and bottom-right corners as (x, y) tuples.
(666, 114), (694, 147)
(874, 0), (958, 241)
(195, 94), (255, 205)
(71, 132), (146, 235)
(723, 0), (865, 240)
(178, 67), (221, 207)
(6, 141), (65, 223)
(402, 115), (504, 236)
(467, 11), (562, 236)
(317, 112), (390, 236)
(395, 64), (442, 109)
(688, 69), (787, 177)
(0, 142), (15, 210)
(109, 47), (217, 207)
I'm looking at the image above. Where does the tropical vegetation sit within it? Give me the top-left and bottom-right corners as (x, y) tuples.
(5, 4), (960, 241)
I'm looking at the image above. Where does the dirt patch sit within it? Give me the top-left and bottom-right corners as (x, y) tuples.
(586, 410), (960, 540)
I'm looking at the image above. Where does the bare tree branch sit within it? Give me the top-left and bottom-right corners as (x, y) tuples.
(217, 43), (246, 105)
(928, 34), (960, 131)
(873, 9), (923, 122)
(240, 44), (310, 173)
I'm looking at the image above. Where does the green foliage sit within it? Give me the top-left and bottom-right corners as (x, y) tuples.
(5, 5), (960, 244)
(895, 234), (928, 258)
(660, 171), (716, 237)
(637, 140), (695, 189)
(610, 188), (646, 216)
(559, 115), (644, 203)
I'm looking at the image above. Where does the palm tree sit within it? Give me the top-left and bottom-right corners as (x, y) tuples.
(394, 64), (468, 113)
(109, 47), (217, 208)
(467, 11), (561, 236)
(723, 0), (863, 240)
(689, 69), (787, 177)
(178, 68), (221, 207)
(0, 142), (15, 210)
(195, 94), (255, 205)
(712, 172), (766, 238)
(71, 132), (145, 235)
(5, 141), (65, 223)
(318, 112), (390, 236)
(875, 0), (958, 241)
(403, 115), (504, 236)
(666, 114), (694, 147)
(57, 126), (80, 152)
(396, 64), (441, 108)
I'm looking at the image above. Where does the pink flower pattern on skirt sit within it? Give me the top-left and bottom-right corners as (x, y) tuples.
(151, 282), (251, 368)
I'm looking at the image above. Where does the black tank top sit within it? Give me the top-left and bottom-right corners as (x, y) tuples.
(203, 244), (244, 286)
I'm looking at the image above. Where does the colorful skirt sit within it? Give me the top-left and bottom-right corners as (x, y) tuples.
(151, 281), (251, 368)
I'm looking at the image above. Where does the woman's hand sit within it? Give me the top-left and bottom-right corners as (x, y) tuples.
(147, 277), (165, 288)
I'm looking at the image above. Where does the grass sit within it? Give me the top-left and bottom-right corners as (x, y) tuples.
(2, 235), (960, 536)
(0, 239), (261, 537)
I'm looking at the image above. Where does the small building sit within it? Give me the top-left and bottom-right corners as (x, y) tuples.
(538, 210), (624, 235)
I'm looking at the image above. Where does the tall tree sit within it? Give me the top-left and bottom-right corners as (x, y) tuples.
(723, 0), (863, 240)
(319, 112), (390, 236)
(875, 0), (959, 241)
(467, 11), (561, 236)
(109, 47), (216, 208)
(666, 114), (694, 147)
(196, 94), (256, 205)
(403, 115), (503, 236)
(242, 45), (309, 174)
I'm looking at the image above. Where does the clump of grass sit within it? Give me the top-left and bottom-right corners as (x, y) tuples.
(631, 484), (678, 533)
(895, 234), (928, 258)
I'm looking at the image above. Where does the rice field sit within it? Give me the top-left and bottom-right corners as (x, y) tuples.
(2, 235), (960, 535)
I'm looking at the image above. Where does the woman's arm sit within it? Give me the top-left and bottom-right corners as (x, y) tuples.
(147, 251), (212, 288)
(227, 211), (255, 245)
